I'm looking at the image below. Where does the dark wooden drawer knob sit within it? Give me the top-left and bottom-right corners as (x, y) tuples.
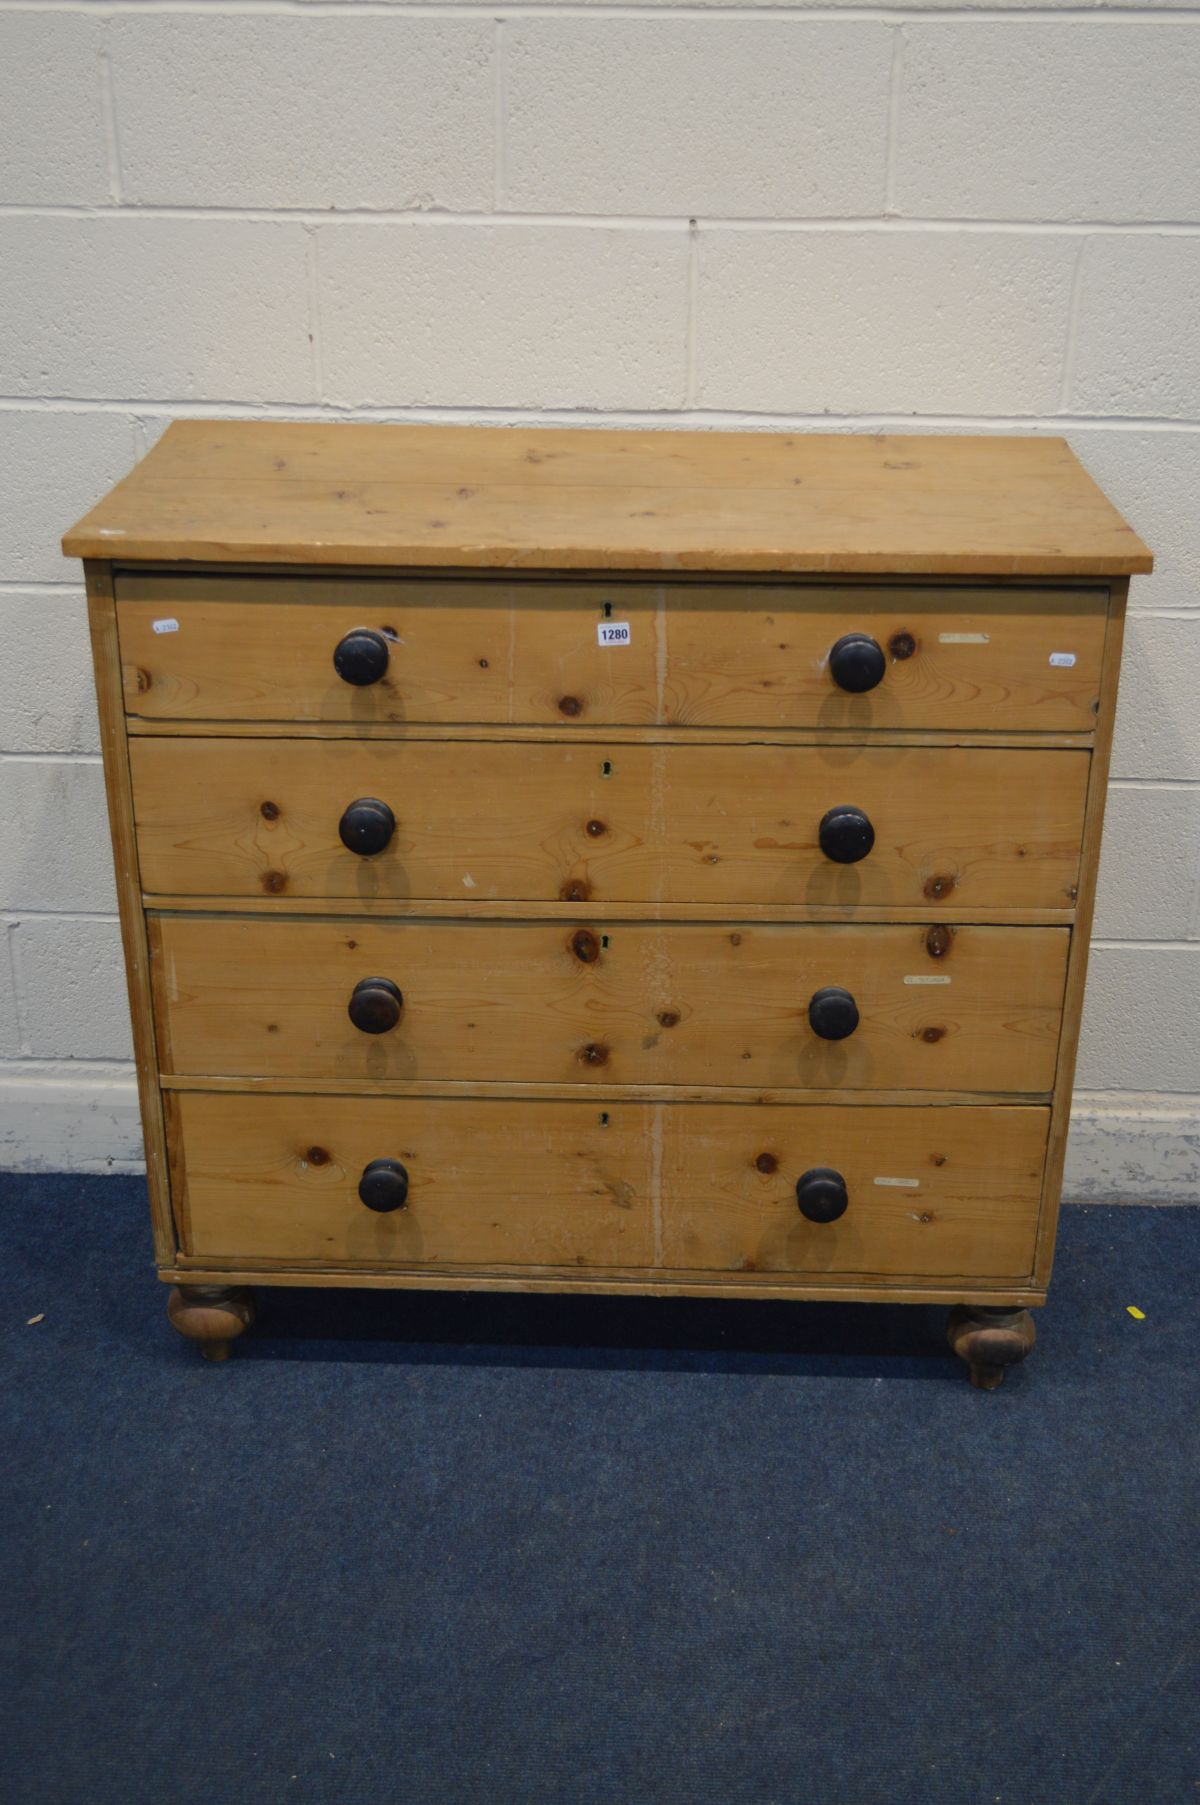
(358, 1158), (409, 1213)
(333, 627), (390, 686)
(808, 987), (860, 1041)
(818, 804), (875, 864)
(348, 976), (404, 1035)
(338, 797), (395, 856)
(795, 1167), (848, 1223)
(829, 632), (886, 693)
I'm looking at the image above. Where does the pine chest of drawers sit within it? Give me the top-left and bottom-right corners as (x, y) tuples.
(64, 424), (1151, 1384)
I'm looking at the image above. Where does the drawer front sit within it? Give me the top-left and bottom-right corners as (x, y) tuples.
(131, 739), (1089, 910)
(172, 1093), (1046, 1280)
(116, 572), (1107, 731)
(658, 1103), (1047, 1278)
(174, 1093), (655, 1269)
(153, 916), (1069, 1093)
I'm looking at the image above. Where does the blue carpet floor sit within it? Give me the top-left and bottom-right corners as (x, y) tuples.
(1, 1175), (1196, 1805)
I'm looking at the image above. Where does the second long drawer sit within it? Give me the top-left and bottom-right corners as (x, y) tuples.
(151, 916), (1068, 1093)
(130, 739), (1089, 910)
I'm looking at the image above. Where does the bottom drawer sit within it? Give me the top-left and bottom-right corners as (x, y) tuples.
(172, 1094), (1048, 1282)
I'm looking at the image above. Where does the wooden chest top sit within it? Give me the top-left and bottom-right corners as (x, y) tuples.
(63, 422), (1151, 578)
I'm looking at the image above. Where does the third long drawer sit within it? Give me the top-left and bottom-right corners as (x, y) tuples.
(151, 916), (1069, 1093)
(130, 739), (1089, 910)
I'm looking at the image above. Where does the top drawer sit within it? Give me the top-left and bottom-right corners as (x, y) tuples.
(115, 573), (1108, 732)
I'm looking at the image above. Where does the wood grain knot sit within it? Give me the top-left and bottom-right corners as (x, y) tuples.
(888, 630), (917, 661)
(560, 879), (590, 903)
(306, 1146), (330, 1166)
(558, 695), (583, 717)
(578, 1042), (609, 1067)
(571, 928), (600, 964)
(755, 1153), (778, 1174)
(134, 667), (152, 692)
(924, 874), (955, 900)
(585, 819), (607, 838)
(920, 1026), (946, 1043)
(925, 924), (954, 958)
(260, 800), (280, 820)
(657, 1010), (680, 1029)
(261, 870), (286, 894)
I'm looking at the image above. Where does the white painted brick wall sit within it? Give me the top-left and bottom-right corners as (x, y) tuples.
(1093, 788), (1200, 942)
(0, 593), (100, 754)
(1110, 618), (1200, 785)
(1071, 238), (1200, 419)
(0, 217), (314, 402)
(0, 931), (21, 1059)
(897, 25), (1200, 222)
(695, 232), (1075, 414)
(0, 0), (1197, 1196)
(0, 760), (117, 915)
(504, 22), (894, 217)
(0, 412), (139, 584)
(320, 223), (691, 408)
(1079, 949), (1200, 1094)
(10, 917), (133, 1061)
(1066, 432), (1200, 617)
(0, 14), (108, 205)
(111, 17), (496, 210)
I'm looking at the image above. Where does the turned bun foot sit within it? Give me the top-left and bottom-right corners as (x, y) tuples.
(167, 1285), (256, 1362)
(947, 1305), (1036, 1390)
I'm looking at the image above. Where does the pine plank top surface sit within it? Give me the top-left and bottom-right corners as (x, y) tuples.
(63, 421), (1152, 577)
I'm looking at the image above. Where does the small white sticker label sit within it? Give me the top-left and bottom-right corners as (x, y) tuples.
(1049, 651), (1077, 668)
(874, 1177), (920, 1190)
(597, 622), (631, 647)
(903, 974), (951, 986)
(939, 632), (990, 645)
(152, 618), (179, 635)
